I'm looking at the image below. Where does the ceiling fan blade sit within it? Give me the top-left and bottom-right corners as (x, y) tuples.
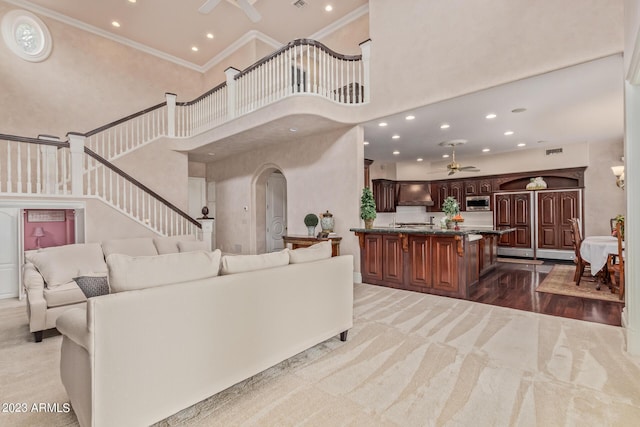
(237, 0), (262, 22)
(448, 170), (456, 176)
(198, 0), (222, 14)
(459, 166), (479, 171)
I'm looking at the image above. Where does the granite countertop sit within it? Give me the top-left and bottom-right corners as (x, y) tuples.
(349, 226), (515, 236)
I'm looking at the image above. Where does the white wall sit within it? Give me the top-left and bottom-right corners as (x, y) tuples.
(207, 126), (364, 271)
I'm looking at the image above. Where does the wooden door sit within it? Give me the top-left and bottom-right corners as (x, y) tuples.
(0, 208), (19, 299)
(382, 234), (404, 285)
(408, 236), (431, 288)
(362, 234), (383, 282)
(266, 172), (287, 252)
(558, 191), (579, 249)
(432, 237), (459, 292)
(495, 194), (513, 246)
(537, 192), (558, 249)
(513, 193), (531, 248)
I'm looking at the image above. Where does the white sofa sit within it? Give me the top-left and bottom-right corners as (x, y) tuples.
(56, 245), (353, 427)
(23, 235), (201, 342)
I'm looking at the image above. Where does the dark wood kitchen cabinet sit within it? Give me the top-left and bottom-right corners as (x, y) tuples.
(372, 179), (396, 212)
(495, 193), (532, 248)
(361, 234), (383, 282)
(382, 234), (404, 285)
(537, 190), (579, 250)
(431, 181), (463, 211)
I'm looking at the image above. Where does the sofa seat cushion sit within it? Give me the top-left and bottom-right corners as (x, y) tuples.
(102, 237), (159, 258)
(43, 281), (87, 308)
(221, 249), (289, 275)
(289, 241), (332, 264)
(154, 235), (196, 254)
(25, 243), (107, 288)
(107, 250), (222, 293)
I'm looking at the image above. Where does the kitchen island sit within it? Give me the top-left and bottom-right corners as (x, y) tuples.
(350, 226), (514, 299)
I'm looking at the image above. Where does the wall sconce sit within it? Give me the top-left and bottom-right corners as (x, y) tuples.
(32, 227), (45, 248)
(611, 165), (625, 189)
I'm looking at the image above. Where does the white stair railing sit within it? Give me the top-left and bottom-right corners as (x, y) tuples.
(175, 83), (228, 138)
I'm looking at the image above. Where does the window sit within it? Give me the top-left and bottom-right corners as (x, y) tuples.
(1, 9), (52, 62)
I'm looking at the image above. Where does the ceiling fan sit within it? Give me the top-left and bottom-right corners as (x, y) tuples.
(199, 0), (262, 23)
(439, 140), (480, 175)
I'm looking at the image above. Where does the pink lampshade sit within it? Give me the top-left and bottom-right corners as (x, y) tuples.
(32, 227), (45, 237)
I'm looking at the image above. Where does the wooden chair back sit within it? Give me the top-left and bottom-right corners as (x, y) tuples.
(569, 218), (583, 258)
(610, 218), (617, 233)
(617, 221), (624, 299)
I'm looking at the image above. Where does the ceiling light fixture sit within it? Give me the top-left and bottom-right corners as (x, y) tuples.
(485, 113), (497, 119)
(325, 5), (333, 12)
(393, 150), (400, 155)
(440, 123), (450, 129)
(207, 152), (215, 156)
(289, 127), (298, 132)
(482, 148), (490, 152)
(191, 46), (199, 52)
(504, 131), (514, 136)
(206, 33), (214, 39)
(378, 122), (388, 127)
(611, 166), (625, 189)
(405, 115), (415, 121)
(417, 158), (423, 162)
(363, 141), (369, 145)
(111, 21), (121, 27)
(128, 0), (137, 3)
(392, 135), (400, 139)
(442, 154), (450, 158)
(517, 143), (526, 147)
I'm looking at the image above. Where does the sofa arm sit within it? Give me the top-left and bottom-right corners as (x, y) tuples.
(23, 263), (46, 332)
(23, 262), (44, 292)
(56, 308), (90, 352)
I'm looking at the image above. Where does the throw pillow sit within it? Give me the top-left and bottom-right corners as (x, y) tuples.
(177, 240), (208, 253)
(289, 240), (332, 264)
(221, 249), (289, 275)
(74, 276), (109, 298)
(107, 249), (222, 293)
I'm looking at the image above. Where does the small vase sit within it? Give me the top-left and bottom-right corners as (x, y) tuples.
(320, 210), (335, 233)
(364, 219), (374, 229)
(307, 225), (316, 236)
(446, 219), (455, 229)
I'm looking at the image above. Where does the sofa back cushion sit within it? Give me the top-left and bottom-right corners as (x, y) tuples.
(102, 237), (158, 258)
(107, 250), (222, 293)
(153, 234), (196, 254)
(289, 241), (332, 264)
(220, 249), (289, 275)
(178, 240), (208, 253)
(25, 243), (107, 288)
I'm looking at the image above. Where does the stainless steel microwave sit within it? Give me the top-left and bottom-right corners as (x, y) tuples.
(465, 195), (491, 211)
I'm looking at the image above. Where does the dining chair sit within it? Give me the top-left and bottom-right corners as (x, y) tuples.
(610, 218), (617, 233)
(570, 218), (590, 286)
(607, 221), (625, 299)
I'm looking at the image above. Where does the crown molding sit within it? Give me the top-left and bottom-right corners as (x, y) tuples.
(2, 0), (205, 72)
(308, 4), (369, 41)
(201, 30), (283, 72)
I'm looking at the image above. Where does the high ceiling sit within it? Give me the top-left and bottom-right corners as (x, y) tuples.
(5, 0), (368, 69)
(362, 54), (624, 164)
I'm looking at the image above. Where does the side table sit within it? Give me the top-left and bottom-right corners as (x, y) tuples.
(282, 235), (342, 257)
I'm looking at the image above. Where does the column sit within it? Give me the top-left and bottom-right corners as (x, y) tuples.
(225, 67), (241, 119)
(165, 92), (177, 137)
(67, 133), (86, 197)
(359, 39), (372, 103)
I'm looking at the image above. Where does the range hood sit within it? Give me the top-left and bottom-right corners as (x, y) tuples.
(396, 182), (434, 206)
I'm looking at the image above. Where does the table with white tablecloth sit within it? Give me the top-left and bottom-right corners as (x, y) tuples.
(580, 236), (621, 275)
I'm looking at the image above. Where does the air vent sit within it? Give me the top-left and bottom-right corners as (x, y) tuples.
(292, 0), (308, 8)
(546, 148), (563, 156)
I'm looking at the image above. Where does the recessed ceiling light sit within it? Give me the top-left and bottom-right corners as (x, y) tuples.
(405, 115), (415, 121)
(485, 113), (497, 119)
(440, 123), (450, 129)
(206, 33), (214, 39)
(363, 141), (369, 145)
(207, 152), (215, 156)
(442, 154), (450, 158)
(482, 148), (490, 152)
(393, 150), (400, 155)
(417, 158), (423, 162)
(504, 131), (514, 136)
(111, 21), (121, 27)
(392, 135), (400, 139)
(378, 122), (388, 127)
(289, 127), (298, 132)
(128, 0), (136, 3)
(517, 143), (526, 147)
(512, 108), (527, 113)
(325, 5), (333, 12)
(191, 46), (199, 52)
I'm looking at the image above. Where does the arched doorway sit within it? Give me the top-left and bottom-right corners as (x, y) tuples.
(252, 165), (287, 254)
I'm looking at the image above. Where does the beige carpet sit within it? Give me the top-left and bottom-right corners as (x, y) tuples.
(536, 264), (624, 303)
(2, 284), (640, 426)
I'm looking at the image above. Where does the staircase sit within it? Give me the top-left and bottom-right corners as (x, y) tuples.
(0, 38), (371, 237)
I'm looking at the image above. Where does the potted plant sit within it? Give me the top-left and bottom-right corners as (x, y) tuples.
(360, 187), (377, 229)
(304, 213), (319, 236)
(441, 196), (460, 229)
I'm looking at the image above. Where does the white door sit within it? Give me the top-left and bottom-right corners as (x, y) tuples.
(0, 208), (20, 299)
(266, 172), (287, 252)
(188, 177), (207, 219)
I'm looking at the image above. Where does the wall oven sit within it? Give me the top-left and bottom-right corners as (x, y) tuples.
(465, 195), (491, 211)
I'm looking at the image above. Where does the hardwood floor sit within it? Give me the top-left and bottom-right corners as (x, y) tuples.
(468, 261), (624, 326)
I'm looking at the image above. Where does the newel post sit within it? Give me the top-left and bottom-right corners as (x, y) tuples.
(37, 135), (60, 195)
(66, 133), (85, 197)
(165, 92), (177, 137)
(197, 218), (215, 251)
(359, 39), (372, 103)
(225, 67), (241, 119)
